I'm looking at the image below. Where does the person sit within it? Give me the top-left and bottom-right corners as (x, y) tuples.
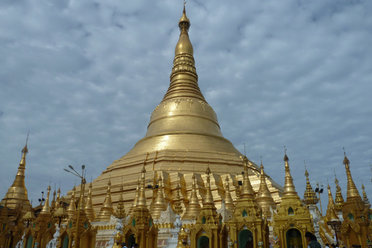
(121, 242), (127, 248)
(305, 232), (321, 248)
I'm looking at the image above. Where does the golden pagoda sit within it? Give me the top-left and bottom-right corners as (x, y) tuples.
(1, 143), (31, 211)
(273, 152), (313, 248)
(81, 3), (282, 213)
(339, 154), (370, 247)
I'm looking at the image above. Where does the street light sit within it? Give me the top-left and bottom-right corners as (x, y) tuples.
(64, 164), (86, 248)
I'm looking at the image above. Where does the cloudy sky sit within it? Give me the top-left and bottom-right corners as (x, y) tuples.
(0, 0), (371, 211)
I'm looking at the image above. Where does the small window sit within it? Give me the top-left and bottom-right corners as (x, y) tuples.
(242, 210), (248, 217)
(202, 216), (206, 224)
(348, 213), (354, 221)
(288, 207), (294, 216)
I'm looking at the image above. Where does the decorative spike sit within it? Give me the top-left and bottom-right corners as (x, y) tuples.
(282, 153), (298, 198)
(136, 163), (147, 209)
(85, 183), (95, 222)
(97, 179), (114, 221)
(303, 169), (318, 205)
(55, 188), (61, 209)
(224, 176), (235, 211)
(325, 185), (338, 220)
(115, 184), (126, 219)
(67, 186), (76, 219)
(51, 189), (56, 211)
(151, 176), (167, 219)
(129, 179), (140, 215)
(362, 184), (370, 208)
(173, 184), (183, 215)
(182, 174), (201, 220)
(41, 186), (51, 214)
(256, 162), (275, 215)
(334, 176), (344, 212)
(203, 167), (215, 209)
(343, 154), (361, 201)
(1, 143), (31, 210)
(239, 156), (255, 198)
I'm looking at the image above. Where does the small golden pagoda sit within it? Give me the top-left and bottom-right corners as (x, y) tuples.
(273, 153), (313, 248)
(122, 164), (157, 248)
(339, 154), (370, 247)
(256, 161), (276, 218)
(189, 167), (222, 248)
(303, 169), (318, 206)
(334, 176), (345, 215)
(1, 144), (31, 211)
(227, 157), (268, 248)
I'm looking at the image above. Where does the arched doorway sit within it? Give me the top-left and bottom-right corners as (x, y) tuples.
(286, 228), (302, 248)
(238, 229), (253, 248)
(26, 236), (33, 248)
(197, 235), (209, 248)
(62, 235), (69, 248)
(126, 233), (135, 248)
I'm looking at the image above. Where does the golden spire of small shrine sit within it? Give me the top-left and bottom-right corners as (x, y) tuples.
(325, 185), (338, 220)
(256, 162), (275, 216)
(182, 174), (201, 220)
(361, 184), (370, 208)
(334, 176), (344, 212)
(151, 176), (167, 219)
(55, 188), (61, 209)
(97, 179), (114, 221)
(203, 167), (216, 209)
(303, 168), (318, 205)
(67, 186), (76, 219)
(173, 184), (183, 215)
(85, 183), (95, 222)
(282, 151), (298, 198)
(343, 153), (361, 201)
(2, 141), (31, 209)
(40, 185), (51, 214)
(115, 183), (126, 219)
(224, 176), (235, 211)
(136, 162), (148, 209)
(239, 156), (254, 199)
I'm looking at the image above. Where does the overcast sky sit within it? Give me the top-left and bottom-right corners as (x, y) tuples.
(0, 0), (371, 211)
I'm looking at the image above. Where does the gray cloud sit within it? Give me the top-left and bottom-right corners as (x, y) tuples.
(0, 0), (371, 210)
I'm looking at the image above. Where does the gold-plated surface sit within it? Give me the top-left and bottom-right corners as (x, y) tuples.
(303, 169), (318, 205)
(85, 183), (96, 221)
(361, 184), (370, 209)
(325, 185), (338, 221)
(256, 162), (276, 217)
(223, 176), (235, 211)
(282, 153), (299, 198)
(151, 176), (167, 219)
(343, 155), (361, 201)
(1, 144), (31, 210)
(67, 186), (76, 219)
(334, 176), (344, 213)
(40, 185), (51, 214)
(182, 174), (201, 220)
(97, 180), (114, 222)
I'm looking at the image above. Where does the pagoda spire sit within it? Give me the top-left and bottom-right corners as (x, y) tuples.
(67, 186), (76, 219)
(303, 169), (318, 205)
(325, 185), (338, 220)
(282, 152), (298, 198)
(343, 153), (361, 201)
(136, 163), (148, 209)
(203, 167), (216, 210)
(239, 156), (255, 199)
(334, 176), (344, 212)
(151, 176), (167, 219)
(361, 184), (370, 209)
(115, 183), (126, 219)
(1, 142), (31, 209)
(173, 184), (183, 215)
(97, 179), (114, 221)
(40, 186), (51, 214)
(163, 4), (205, 102)
(182, 174), (201, 220)
(85, 183), (95, 221)
(256, 162), (275, 216)
(224, 176), (235, 211)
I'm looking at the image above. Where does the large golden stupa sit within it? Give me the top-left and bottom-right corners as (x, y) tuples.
(87, 7), (282, 212)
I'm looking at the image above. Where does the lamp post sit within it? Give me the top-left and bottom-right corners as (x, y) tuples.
(64, 165), (86, 248)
